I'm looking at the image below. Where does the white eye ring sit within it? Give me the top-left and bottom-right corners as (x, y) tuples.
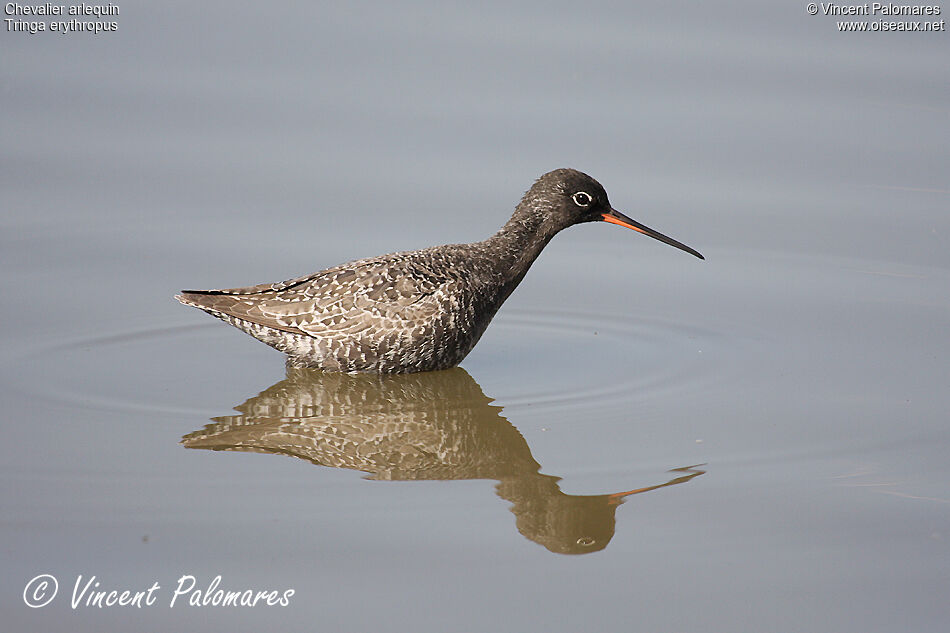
(572, 192), (592, 208)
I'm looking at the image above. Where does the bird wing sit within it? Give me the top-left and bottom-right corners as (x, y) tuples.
(178, 254), (457, 338)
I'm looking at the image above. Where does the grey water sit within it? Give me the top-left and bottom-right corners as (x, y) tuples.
(2, 1), (949, 631)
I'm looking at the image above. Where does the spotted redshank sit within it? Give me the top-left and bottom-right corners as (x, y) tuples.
(176, 168), (703, 372)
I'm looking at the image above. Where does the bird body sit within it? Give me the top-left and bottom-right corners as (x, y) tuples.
(177, 169), (702, 373)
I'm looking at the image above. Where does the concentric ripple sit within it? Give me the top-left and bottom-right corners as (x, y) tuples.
(470, 308), (722, 412)
(3, 308), (725, 418)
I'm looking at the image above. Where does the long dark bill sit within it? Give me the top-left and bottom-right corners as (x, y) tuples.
(602, 208), (704, 260)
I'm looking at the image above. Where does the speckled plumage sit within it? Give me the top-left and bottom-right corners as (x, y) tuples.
(176, 169), (703, 373)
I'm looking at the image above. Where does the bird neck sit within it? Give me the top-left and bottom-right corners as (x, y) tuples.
(485, 208), (560, 287)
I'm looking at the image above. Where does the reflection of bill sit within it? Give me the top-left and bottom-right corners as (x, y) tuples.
(183, 367), (704, 555)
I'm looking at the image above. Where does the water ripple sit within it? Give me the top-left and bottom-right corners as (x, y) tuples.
(5, 307), (728, 417)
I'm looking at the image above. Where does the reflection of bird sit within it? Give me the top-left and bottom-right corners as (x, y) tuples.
(182, 367), (704, 554)
(177, 169), (702, 373)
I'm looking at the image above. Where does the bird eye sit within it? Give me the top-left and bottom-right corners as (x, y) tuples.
(572, 192), (592, 208)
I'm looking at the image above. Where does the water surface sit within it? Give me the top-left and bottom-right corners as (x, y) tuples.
(2, 2), (949, 631)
